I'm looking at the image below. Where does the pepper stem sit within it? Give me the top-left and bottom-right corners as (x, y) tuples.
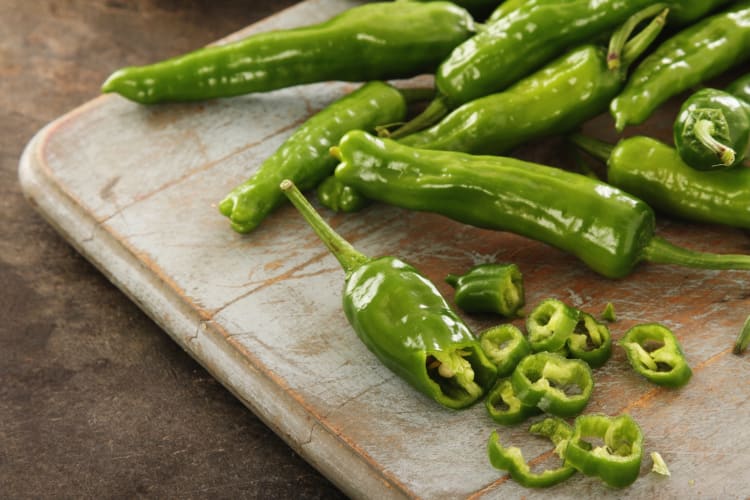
(642, 236), (750, 271)
(280, 180), (369, 274)
(607, 5), (669, 70)
(397, 86), (436, 104)
(386, 95), (452, 139)
(568, 133), (614, 163)
(693, 119), (737, 166)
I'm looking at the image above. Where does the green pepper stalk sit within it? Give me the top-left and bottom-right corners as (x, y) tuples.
(673, 83), (750, 170)
(565, 413), (644, 488)
(218, 81), (407, 233)
(391, 5), (669, 146)
(619, 323), (692, 388)
(511, 352), (594, 417)
(479, 324), (531, 377)
(445, 263), (525, 317)
(733, 314), (750, 355)
(570, 133), (750, 230)
(280, 180), (497, 409)
(526, 299), (580, 353)
(567, 312), (612, 368)
(316, 175), (370, 213)
(485, 377), (540, 426)
(611, 1), (750, 131)
(487, 423), (577, 488)
(101, 2), (476, 104)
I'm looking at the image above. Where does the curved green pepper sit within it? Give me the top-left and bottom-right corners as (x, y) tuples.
(619, 323), (692, 388)
(611, 1), (750, 130)
(567, 312), (612, 368)
(565, 413), (644, 488)
(485, 377), (540, 425)
(334, 131), (750, 279)
(395, 5), (668, 148)
(280, 180), (497, 410)
(570, 133), (750, 230)
(488, 423), (576, 488)
(673, 85), (750, 170)
(511, 352), (594, 417)
(316, 175), (370, 213)
(446, 263), (524, 317)
(101, 2), (475, 104)
(479, 324), (531, 377)
(526, 299), (580, 353)
(218, 81), (406, 233)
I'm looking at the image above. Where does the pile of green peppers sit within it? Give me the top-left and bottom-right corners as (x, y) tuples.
(101, 0), (750, 491)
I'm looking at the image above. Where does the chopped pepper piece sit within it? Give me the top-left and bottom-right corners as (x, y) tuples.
(601, 302), (617, 322)
(733, 314), (750, 355)
(479, 324), (532, 377)
(526, 299), (580, 353)
(566, 312), (612, 368)
(529, 416), (576, 460)
(619, 323), (692, 388)
(487, 427), (576, 488)
(446, 263), (525, 317)
(650, 451), (671, 476)
(511, 352), (594, 417)
(565, 413), (644, 488)
(485, 378), (541, 425)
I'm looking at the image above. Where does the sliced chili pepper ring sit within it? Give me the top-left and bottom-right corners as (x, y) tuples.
(526, 299), (580, 353)
(479, 324), (532, 377)
(619, 323), (692, 388)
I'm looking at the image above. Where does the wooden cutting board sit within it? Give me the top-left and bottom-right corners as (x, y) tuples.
(18, 1), (750, 497)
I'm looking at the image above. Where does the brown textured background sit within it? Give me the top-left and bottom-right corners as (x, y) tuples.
(1, 1), (346, 497)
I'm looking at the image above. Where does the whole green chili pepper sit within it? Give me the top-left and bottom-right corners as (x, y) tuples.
(611, 1), (750, 131)
(526, 299), (580, 353)
(619, 323), (692, 388)
(485, 377), (540, 425)
(487, 424), (576, 488)
(101, 2), (475, 104)
(316, 175), (370, 213)
(392, 0), (731, 136)
(333, 131), (750, 279)
(219, 81), (406, 233)
(394, 6), (668, 150)
(479, 324), (531, 376)
(280, 180), (497, 410)
(570, 133), (750, 230)
(673, 83), (750, 170)
(511, 352), (594, 417)
(445, 263), (524, 316)
(565, 413), (644, 488)
(567, 312), (612, 368)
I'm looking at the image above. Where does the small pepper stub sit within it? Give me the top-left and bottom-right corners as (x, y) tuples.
(619, 323), (692, 388)
(445, 263), (525, 317)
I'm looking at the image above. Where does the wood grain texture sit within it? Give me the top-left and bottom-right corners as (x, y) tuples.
(15, 0), (750, 498)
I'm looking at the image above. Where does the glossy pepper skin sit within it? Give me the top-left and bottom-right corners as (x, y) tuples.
(619, 323), (692, 388)
(280, 180), (497, 410)
(611, 1), (750, 131)
(565, 413), (644, 488)
(316, 175), (369, 213)
(218, 81), (405, 233)
(445, 263), (525, 317)
(334, 131), (750, 279)
(571, 134), (750, 230)
(101, 2), (475, 104)
(485, 377), (540, 425)
(479, 324), (531, 377)
(673, 87), (750, 170)
(396, 5), (668, 148)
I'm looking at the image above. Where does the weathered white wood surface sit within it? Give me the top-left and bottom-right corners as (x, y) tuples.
(18, 1), (750, 497)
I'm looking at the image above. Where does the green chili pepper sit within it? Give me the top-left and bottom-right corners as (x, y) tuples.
(570, 133), (750, 230)
(479, 324), (531, 377)
(446, 263), (524, 317)
(611, 1), (750, 131)
(333, 131), (750, 279)
(395, 5), (668, 149)
(733, 314), (750, 355)
(392, 0), (730, 136)
(619, 323), (692, 388)
(280, 180), (497, 409)
(101, 2), (475, 104)
(511, 352), (594, 417)
(526, 299), (580, 353)
(673, 84), (750, 170)
(487, 423), (576, 488)
(565, 413), (644, 488)
(218, 81), (405, 233)
(316, 175), (369, 213)
(567, 312), (612, 368)
(485, 377), (540, 425)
